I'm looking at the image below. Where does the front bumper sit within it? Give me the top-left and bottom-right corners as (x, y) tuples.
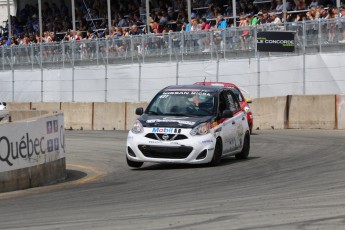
(127, 128), (216, 164)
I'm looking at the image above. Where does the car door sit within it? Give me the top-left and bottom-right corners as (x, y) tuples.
(226, 91), (245, 152)
(217, 90), (237, 154)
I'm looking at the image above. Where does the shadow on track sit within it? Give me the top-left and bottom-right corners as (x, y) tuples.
(131, 156), (260, 171)
(65, 169), (88, 182)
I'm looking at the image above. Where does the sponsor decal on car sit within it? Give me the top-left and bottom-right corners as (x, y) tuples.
(162, 91), (211, 96)
(148, 140), (180, 145)
(147, 119), (195, 125)
(201, 140), (214, 144)
(151, 128), (182, 133)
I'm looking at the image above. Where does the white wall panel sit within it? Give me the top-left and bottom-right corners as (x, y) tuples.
(1, 53), (345, 102)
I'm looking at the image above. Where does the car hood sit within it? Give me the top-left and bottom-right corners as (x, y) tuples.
(139, 114), (213, 129)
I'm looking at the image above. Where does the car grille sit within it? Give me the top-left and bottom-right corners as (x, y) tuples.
(138, 145), (193, 159)
(145, 133), (188, 141)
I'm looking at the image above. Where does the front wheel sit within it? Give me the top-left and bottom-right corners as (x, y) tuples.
(235, 132), (250, 160)
(209, 138), (222, 166)
(127, 156), (143, 168)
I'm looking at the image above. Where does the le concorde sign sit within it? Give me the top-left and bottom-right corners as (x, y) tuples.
(257, 31), (295, 52)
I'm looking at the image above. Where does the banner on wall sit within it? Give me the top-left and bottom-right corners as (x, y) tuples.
(257, 31), (295, 52)
(0, 113), (65, 173)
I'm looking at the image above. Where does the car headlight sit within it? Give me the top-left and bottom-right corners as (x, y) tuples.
(244, 106), (251, 113)
(190, 122), (210, 136)
(131, 120), (143, 133)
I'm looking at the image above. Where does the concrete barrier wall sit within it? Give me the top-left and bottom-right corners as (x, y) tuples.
(125, 102), (149, 130)
(337, 95), (345, 129)
(288, 95), (336, 129)
(8, 97), (343, 131)
(0, 158), (66, 193)
(61, 102), (93, 130)
(31, 102), (61, 111)
(250, 96), (287, 130)
(0, 112), (66, 193)
(6, 102), (31, 110)
(9, 110), (50, 122)
(93, 102), (126, 130)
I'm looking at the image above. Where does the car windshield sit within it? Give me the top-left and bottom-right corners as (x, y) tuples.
(146, 89), (216, 116)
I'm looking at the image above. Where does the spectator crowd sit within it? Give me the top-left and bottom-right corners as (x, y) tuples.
(1, 0), (345, 46)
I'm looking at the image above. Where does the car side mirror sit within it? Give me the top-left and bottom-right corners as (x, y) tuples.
(222, 110), (233, 118)
(135, 107), (144, 115)
(245, 98), (252, 103)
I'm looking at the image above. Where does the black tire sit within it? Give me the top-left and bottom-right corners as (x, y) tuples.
(209, 138), (222, 166)
(126, 156), (143, 168)
(235, 132), (250, 160)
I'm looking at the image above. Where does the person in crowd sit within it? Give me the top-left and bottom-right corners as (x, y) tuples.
(157, 11), (168, 24)
(215, 14), (228, 29)
(167, 7), (178, 22)
(270, 12), (282, 24)
(197, 18), (211, 51)
(149, 18), (160, 33)
(201, 18), (211, 30)
(247, 13), (259, 26)
(239, 14), (249, 50)
(325, 6), (338, 43)
(129, 24), (143, 35)
(306, 7), (319, 20)
(318, 6), (328, 19)
(86, 29), (98, 40)
(190, 17), (201, 31)
(112, 27), (126, 54)
(260, 11), (270, 24)
(339, 7), (345, 43)
(202, 14), (228, 52)
(257, 12), (264, 25)
(276, 0), (284, 12)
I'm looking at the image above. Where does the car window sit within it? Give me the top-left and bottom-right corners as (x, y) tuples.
(219, 92), (229, 113)
(230, 88), (244, 102)
(226, 90), (241, 113)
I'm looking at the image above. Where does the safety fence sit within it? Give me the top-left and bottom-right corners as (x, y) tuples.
(1, 18), (345, 69)
(0, 18), (345, 102)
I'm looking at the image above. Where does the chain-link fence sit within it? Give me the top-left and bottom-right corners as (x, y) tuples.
(1, 19), (345, 102)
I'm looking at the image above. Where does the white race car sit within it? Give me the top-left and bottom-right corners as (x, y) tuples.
(126, 85), (250, 168)
(0, 102), (6, 110)
(0, 102), (7, 120)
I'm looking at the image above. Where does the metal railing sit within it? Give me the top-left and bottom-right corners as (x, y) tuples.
(1, 18), (345, 103)
(1, 18), (345, 70)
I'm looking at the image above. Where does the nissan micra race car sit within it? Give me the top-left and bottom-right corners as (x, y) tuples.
(126, 85), (250, 168)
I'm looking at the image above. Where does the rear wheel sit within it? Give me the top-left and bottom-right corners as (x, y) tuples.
(235, 132), (250, 159)
(126, 156), (143, 168)
(209, 138), (222, 166)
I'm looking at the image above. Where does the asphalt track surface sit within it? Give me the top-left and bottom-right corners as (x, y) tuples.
(0, 129), (345, 230)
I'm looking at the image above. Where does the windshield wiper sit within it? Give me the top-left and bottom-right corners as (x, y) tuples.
(146, 111), (160, 115)
(165, 113), (191, 116)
